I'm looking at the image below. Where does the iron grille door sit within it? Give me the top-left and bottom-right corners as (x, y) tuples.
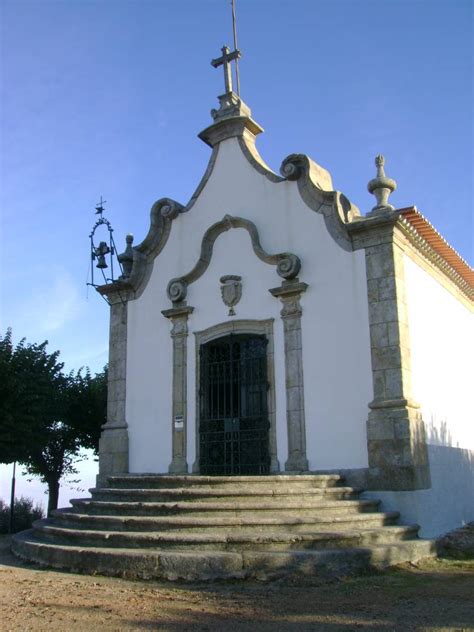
(199, 334), (270, 475)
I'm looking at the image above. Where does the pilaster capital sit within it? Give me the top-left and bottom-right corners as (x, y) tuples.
(97, 281), (135, 304)
(162, 305), (194, 337)
(269, 281), (308, 319)
(369, 397), (420, 411)
(269, 280), (308, 300)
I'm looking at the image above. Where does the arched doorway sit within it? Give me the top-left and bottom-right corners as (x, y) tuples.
(199, 334), (270, 475)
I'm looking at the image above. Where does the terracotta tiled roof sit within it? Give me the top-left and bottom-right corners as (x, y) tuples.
(397, 206), (474, 290)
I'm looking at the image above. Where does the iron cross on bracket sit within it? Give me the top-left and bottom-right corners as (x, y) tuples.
(95, 196), (107, 216)
(211, 45), (241, 94)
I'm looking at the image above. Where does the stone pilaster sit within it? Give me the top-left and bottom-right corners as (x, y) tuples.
(349, 214), (430, 490)
(97, 294), (129, 486)
(270, 281), (309, 472)
(162, 305), (194, 474)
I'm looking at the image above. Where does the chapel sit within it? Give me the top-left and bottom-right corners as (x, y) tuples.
(97, 44), (473, 538)
(13, 43), (473, 580)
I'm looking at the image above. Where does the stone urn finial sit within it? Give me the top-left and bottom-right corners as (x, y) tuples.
(118, 233), (134, 279)
(367, 154), (397, 213)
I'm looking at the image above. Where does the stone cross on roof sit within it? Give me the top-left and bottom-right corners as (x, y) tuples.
(211, 45), (241, 95)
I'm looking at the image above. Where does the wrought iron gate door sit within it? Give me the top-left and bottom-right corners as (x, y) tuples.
(199, 334), (270, 475)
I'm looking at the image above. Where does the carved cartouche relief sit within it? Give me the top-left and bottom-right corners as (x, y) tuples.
(220, 275), (242, 316)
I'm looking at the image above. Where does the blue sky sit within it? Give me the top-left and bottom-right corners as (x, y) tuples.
(0, 0), (472, 507)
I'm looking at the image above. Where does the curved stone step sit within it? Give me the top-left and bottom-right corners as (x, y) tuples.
(72, 489), (361, 516)
(89, 486), (358, 503)
(53, 500), (382, 531)
(106, 474), (343, 490)
(12, 472), (436, 582)
(12, 529), (435, 581)
(37, 521), (417, 549)
(33, 520), (404, 551)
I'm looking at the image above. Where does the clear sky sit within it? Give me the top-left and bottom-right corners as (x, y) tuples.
(0, 0), (472, 508)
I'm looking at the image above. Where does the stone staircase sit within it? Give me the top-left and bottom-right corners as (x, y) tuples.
(12, 474), (435, 581)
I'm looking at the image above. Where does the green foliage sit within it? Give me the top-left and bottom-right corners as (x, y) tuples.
(67, 366), (108, 454)
(0, 328), (65, 464)
(0, 497), (44, 534)
(0, 329), (107, 512)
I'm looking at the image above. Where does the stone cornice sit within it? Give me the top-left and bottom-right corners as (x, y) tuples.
(396, 211), (473, 303)
(184, 145), (220, 213)
(269, 280), (309, 299)
(347, 208), (473, 303)
(369, 397), (420, 410)
(279, 154), (360, 252)
(96, 280), (134, 304)
(161, 305), (195, 320)
(346, 209), (399, 236)
(104, 198), (186, 302)
(237, 135), (283, 183)
(198, 115), (263, 148)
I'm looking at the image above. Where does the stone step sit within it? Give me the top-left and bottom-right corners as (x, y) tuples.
(53, 500), (380, 531)
(106, 474), (343, 490)
(90, 486), (359, 503)
(55, 500), (382, 530)
(33, 512), (402, 550)
(72, 488), (360, 515)
(12, 529), (435, 581)
(12, 473), (436, 582)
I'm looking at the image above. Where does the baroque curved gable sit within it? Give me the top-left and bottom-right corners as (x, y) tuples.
(102, 103), (363, 301)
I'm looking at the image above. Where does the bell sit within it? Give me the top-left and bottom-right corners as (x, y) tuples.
(95, 241), (110, 269)
(96, 254), (108, 269)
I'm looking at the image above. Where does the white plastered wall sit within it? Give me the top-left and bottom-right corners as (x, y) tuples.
(367, 255), (474, 537)
(404, 255), (473, 451)
(126, 137), (373, 474)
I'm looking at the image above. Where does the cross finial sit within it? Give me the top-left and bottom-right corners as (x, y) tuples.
(211, 45), (241, 94)
(95, 196), (107, 215)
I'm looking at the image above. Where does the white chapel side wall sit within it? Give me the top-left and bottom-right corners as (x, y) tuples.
(369, 253), (474, 538)
(125, 137), (373, 475)
(404, 255), (473, 450)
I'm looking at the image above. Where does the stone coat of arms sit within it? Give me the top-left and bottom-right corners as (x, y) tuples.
(220, 275), (242, 316)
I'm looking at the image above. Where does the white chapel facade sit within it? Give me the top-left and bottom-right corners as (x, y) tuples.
(97, 50), (473, 538)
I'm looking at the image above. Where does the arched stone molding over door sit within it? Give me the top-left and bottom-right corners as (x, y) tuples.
(193, 319), (279, 474)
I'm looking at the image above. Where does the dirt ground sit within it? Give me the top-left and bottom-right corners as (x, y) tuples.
(1, 532), (473, 632)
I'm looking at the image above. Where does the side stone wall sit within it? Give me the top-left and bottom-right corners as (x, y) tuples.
(349, 214), (430, 491)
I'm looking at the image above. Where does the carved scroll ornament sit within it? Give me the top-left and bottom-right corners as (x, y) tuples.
(166, 215), (301, 304)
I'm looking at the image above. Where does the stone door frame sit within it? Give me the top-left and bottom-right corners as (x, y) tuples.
(193, 319), (279, 474)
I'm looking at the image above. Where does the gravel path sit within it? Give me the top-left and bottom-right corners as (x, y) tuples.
(1, 533), (473, 631)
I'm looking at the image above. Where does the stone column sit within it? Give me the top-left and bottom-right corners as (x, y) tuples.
(97, 293), (129, 487)
(162, 305), (194, 474)
(350, 215), (430, 490)
(270, 281), (309, 472)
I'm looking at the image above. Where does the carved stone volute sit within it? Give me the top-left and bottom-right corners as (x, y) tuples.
(277, 254), (301, 280)
(167, 279), (188, 304)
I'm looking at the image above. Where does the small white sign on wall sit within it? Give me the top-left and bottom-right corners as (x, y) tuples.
(174, 415), (184, 431)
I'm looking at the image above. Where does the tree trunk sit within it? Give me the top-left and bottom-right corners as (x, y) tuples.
(47, 478), (60, 515)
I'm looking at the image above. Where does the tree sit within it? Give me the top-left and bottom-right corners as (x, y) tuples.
(0, 329), (65, 465)
(66, 366), (108, 453)
(0, 330), (107, 514)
